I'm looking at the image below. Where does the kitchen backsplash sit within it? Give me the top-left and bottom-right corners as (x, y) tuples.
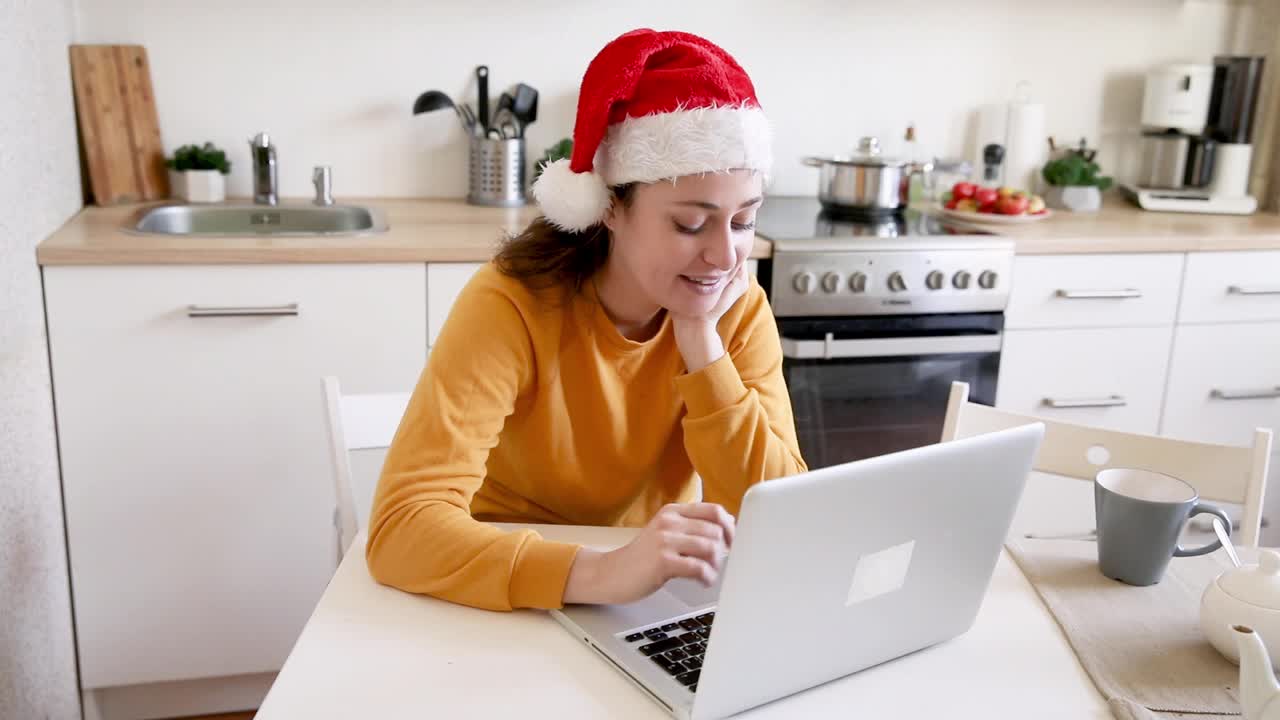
(74, 0), (1264, 200)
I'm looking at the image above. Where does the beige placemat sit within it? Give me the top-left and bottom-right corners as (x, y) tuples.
(1005, 537), (1254, 717)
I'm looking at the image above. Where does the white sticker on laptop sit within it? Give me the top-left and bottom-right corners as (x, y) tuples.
(845, 540), (915, 606)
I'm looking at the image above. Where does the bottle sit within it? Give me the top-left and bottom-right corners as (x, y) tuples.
(904, 123), (924, 204)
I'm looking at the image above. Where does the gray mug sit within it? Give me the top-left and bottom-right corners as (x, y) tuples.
(1094, 468), (1231, 586)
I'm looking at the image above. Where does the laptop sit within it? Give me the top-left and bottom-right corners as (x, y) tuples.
(551, 422), (1044, 720)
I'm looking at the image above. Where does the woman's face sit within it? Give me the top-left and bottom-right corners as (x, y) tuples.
(603, 169), (763, 319)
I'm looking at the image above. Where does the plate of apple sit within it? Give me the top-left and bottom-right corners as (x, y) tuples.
(936, 182), (1051, 224)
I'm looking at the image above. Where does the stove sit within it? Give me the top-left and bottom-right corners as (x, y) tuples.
(753, 196), (1016, 470)
(754, 196), (1015, 319)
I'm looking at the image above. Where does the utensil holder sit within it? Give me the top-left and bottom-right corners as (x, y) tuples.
(468, 136), (526, 207)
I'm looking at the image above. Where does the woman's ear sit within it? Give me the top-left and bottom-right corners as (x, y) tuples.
(602, 193), (621, 233)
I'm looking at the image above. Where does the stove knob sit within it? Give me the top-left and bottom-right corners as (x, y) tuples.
(978, 270), (999, 289)
(952, 271), (972, 290)
(792, 271), (816, 294)
(926, 270), (945, 291)
(848, 271), (868, 294)
(887, 271), (908, 292)
(820, 272), (842, 294)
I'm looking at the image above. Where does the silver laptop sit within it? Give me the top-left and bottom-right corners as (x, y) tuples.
(551, 422), (1044, 720)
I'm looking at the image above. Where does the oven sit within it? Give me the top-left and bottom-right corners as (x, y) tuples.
(755, 196), (1015, 470)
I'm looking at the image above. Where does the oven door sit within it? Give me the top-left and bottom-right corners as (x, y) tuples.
(779, 313), (1002, 470)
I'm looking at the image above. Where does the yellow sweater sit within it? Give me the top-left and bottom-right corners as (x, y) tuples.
(366, 262), (807, 611)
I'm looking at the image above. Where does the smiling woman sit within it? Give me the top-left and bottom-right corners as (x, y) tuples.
(365, 28), (806, 613)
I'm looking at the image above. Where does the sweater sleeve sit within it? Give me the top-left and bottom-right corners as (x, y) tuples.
(365, 267), (581, 612)
(673, 278), (808, 516)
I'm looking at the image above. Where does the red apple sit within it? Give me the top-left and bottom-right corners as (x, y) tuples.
(974, 187), (998, 206)
(952, 182), (977, 200)
(995, 194), (1030, 215)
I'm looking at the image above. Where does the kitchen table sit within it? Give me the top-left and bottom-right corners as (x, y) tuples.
(255, 508), (1112, 719)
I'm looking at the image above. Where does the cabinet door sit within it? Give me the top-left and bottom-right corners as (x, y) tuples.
(1179, 251), (1280, 324)
(44, 264), (426, 689)
(428, 262), (485, 346)
(1004, 254), (1183, 330)
(1161, 321), (1280, 446)
(996, 326), (1173, 434)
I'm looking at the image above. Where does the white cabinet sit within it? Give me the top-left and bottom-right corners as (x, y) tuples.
(1178, 251), (1280, 324)
(1161, 322), (1280, 446)
(1004, 253), (1184, 329)
(997, 326), (1173, 434)
(428, 262), (485, 346)
(44, 264), (426, 690)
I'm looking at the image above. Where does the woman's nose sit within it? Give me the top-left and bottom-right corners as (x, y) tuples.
(702, 224), (736, 271)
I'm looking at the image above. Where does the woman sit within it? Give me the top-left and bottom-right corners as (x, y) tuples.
(366, 28), (807, 612)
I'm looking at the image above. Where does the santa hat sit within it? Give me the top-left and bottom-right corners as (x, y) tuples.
(532, 29), (773, 232)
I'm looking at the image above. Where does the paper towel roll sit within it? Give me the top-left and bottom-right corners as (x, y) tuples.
(1004, 101), (1046, 193)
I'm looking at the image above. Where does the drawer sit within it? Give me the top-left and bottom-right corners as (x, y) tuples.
(1005, 254), (1184, 329)
(428, 262), (485, 346)
(996, 326), (1173, 434)
(1178, 251), (1280, 324)
(1161, 321), (1280, 446)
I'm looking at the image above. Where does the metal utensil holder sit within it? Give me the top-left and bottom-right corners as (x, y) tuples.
(468, 136), (526, 207)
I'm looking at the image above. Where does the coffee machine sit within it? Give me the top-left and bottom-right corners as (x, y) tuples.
(1123, 55), (1266, 215)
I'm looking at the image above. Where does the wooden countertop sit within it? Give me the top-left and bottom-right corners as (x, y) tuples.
(34, 194), (1280, 266)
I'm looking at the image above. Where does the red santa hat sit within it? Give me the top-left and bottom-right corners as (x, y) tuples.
(532, 29), (773, 232)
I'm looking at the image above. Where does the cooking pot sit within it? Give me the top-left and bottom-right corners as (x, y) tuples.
(804, 136), (933, 216)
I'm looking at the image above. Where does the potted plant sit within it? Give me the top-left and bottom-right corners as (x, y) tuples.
(166, 142), (231, 203)
(1040, 140), (1112, 212)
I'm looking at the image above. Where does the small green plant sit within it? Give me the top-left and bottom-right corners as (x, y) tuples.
(166, 142), (231, 174)
(1042, 151), (1112, 191)
(533, 138), (573, 181)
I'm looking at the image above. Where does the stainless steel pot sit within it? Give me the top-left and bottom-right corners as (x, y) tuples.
(804, 136), (932, 216)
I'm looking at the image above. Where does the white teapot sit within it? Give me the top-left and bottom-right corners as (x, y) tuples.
(1201, 549), (1280, 670)
(1230, 625), (1280, 720)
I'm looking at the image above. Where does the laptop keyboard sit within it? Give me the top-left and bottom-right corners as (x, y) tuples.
(622, 611), (715, 692)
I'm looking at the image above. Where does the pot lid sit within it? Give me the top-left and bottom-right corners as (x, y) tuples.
(811, 136), (907, 168)
(1218, 549), (1280, 609)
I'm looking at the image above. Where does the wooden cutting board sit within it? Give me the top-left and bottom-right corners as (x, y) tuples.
(70, 44), (170, 205)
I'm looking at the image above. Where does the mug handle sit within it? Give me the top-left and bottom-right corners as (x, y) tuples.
(1174, 503), (1232, 557)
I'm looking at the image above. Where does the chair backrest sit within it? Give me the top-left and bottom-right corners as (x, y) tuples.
(941, 381), (1273, 547)
(322, 376), (412, 560)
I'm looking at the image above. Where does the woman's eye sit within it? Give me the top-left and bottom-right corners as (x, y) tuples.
(674, 221), (702, 234)
(732, 221), (756, 232)
(674, 220), (755, 234)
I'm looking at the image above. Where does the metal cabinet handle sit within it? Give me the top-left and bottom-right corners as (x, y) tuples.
(1054, 289), (1143, 300)
(1210, 387), (1280, 401)
(186, 303), (300, 318)
(1227, 285), (1280, 296)
(1042, 395), (1127, 409)
(780, 333), (1001, 360)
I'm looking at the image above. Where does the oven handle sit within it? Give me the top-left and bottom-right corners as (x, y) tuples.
(780, 333), (1002, 360)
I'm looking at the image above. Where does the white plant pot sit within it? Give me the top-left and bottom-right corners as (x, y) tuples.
(170, 169), (226, 203)
(1044, 185), (1101, 213)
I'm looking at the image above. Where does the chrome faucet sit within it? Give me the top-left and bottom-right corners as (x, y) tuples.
(249, 131), (278, 205)
(312, 166), (334, 206)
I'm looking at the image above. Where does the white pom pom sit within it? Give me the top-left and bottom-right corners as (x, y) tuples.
(532, 158), (611, 233)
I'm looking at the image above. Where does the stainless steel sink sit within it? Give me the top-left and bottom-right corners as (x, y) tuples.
(127, 203), (389, 236)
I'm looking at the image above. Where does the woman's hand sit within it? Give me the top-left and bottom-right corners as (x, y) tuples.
(563, 503), (736, 606)
(670, 260), (750, 373)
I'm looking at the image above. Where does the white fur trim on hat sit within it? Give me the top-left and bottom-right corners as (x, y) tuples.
(596, 104), (773, 186)
(531, 157), (612, 232)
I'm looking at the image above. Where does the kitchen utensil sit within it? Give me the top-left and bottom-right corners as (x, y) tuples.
(802, 136), (932, 216)
(513, 83), (539, 125)
(982, 144), (1005, 184)
(1094, 467), (1230, 586)
(1228, 626), (1280, 720)
(458, 103), (480, 136)
(1216, 517), (1242, 568)
(1203, 549), (1280, 672)
(491, 108), (521, 140)
(69, 44), (170, 205)
(497, 91), (515, 115)
(412, 89), (468, 133)
(475, 65), (490, 133)
(468, 135), (526, 207)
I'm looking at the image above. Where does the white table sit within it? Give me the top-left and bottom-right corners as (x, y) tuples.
(257, 513), (1112, 719)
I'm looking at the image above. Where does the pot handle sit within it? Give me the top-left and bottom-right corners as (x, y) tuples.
(802, 156), (826, 168)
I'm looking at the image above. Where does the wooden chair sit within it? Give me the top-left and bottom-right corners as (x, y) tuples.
(940, 381), (1273, 547)
(322, 376), (412, 560)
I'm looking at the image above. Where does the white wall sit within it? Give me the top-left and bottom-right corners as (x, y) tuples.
(74, 0), (1245, 201)
(0, 0), (84, 718)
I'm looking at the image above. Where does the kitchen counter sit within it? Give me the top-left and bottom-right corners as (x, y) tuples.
(34, 195), (1280, 266)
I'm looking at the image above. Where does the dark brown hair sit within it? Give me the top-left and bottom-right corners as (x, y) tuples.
(494, 183), (637, 292)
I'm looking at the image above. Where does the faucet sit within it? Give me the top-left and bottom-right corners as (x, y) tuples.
(249, 131), (278, 205)
(312, 166), (334, 206)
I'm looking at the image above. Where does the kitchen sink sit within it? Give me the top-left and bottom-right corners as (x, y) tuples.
(127, 203), (389, 236)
